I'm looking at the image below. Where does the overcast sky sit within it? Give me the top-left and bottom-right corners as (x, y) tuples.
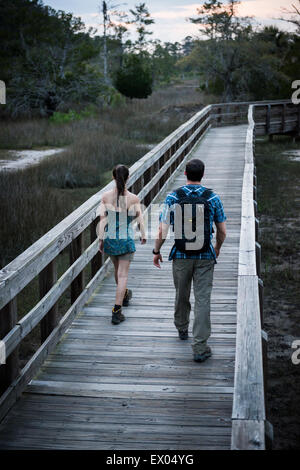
(45, 0), (297, 42)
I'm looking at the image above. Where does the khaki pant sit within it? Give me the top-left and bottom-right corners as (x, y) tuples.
(172, 258), (215, 354)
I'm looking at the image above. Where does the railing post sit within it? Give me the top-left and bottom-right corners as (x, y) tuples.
(253, 185), (257, 202)
(255, 217), (259, 243)
(39, 259), (58, 343)
(0, 298), (19, 395)
(253, 200), (258, 217)
(255, 242), (261, 278)
(90, 217), (102, 279)
(217, 107), (222, 125)
(70, 233), (84, 304)
(258, 277), (264, 325)
(261, 329), (268, 413)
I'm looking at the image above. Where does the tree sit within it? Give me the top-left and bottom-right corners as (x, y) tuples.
(181, 36), (196, 56)
(188, 0), (253, 101)
(0, 0), (104, 117)
(108, 9), (131, 67)
(101, 1), (109, 83)
(114, 54), (152, 99)
(189, 0), (251, 40)
(129, 3), (155, 51)
(152, 40), (181, 83)
(279, 0), (300, 34)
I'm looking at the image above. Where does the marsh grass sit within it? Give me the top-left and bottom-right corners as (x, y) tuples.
(256, 134), (300, 449)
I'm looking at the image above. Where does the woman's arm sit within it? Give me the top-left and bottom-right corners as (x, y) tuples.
(135, 199), (146, 243)
(97, 199), (107, 252)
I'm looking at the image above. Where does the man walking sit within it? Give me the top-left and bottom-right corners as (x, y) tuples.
(152, 159), (226, 362)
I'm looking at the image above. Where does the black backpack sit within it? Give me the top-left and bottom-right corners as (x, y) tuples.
(173, 187), (214, 255)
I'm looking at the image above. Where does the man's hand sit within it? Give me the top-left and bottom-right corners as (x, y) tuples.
(99, 240), (104, 253)
(214, 245), (220, 258)
(215, 221), (226, 259)
(153, 254), (163, 268)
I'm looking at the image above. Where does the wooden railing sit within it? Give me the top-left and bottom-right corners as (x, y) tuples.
(211, 100), (300, 135)
(0, 104), (212, 421)
(231, 105), (272, 450)
(253, 102), (300, 136)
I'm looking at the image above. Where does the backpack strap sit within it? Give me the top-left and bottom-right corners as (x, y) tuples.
(200, 188), (213, 200)
(175, 187), (213, 201)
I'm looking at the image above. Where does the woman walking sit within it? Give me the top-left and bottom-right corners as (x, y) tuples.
(98, 164), (146, 324)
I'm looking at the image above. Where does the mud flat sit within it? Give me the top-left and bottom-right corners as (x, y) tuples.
(0, 148), (64, 171)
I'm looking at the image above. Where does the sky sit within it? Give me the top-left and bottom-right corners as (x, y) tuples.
(45, 0), (297, 42)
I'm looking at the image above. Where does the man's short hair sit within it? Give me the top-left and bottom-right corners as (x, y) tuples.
(185, 159), (205, 182)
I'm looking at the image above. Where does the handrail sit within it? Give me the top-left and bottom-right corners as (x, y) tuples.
(231, 105), (267, 450)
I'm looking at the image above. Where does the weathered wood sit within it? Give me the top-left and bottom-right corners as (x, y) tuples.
(265, 420), (274, 450)
(39, 259), (58, 343)
(255, 241), (261, 277)
(232, 105), (266, 450)
(232, 276), (265, 421)
(231, 420), (265, 450)
(258, 278), (264, 325)
(261, 329), (268, 417)
(90, 217), (102, 278)
(0, 255), (113, 422)
(253, 199), (258, 217)
(253, 184), (257, 202)
(0, 299), (19, 396)
(3, 239), (100, 359)
(69, 233), (84, 304)
(255, 217), (259, 241)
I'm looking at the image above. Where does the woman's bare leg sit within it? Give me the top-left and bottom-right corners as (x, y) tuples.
(110, 257), (119, 284)
(115, 259), (131, 305)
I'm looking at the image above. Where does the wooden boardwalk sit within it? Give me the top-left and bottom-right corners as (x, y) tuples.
(0, 124), (247, 450)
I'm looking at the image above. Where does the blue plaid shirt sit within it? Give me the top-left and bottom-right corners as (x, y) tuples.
(159, 184), (226, 261)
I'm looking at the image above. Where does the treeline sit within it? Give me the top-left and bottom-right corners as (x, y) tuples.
(179, 0), (300, 102)
(0, 0), (190, 117)
(0, 0), (299, 117)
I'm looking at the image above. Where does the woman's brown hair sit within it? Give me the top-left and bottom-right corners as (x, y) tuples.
(112, 164), (129, 202)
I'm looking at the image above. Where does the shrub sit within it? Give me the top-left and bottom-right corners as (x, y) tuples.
(49, 105), (98, 124)
(115, 55), (153, 100)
